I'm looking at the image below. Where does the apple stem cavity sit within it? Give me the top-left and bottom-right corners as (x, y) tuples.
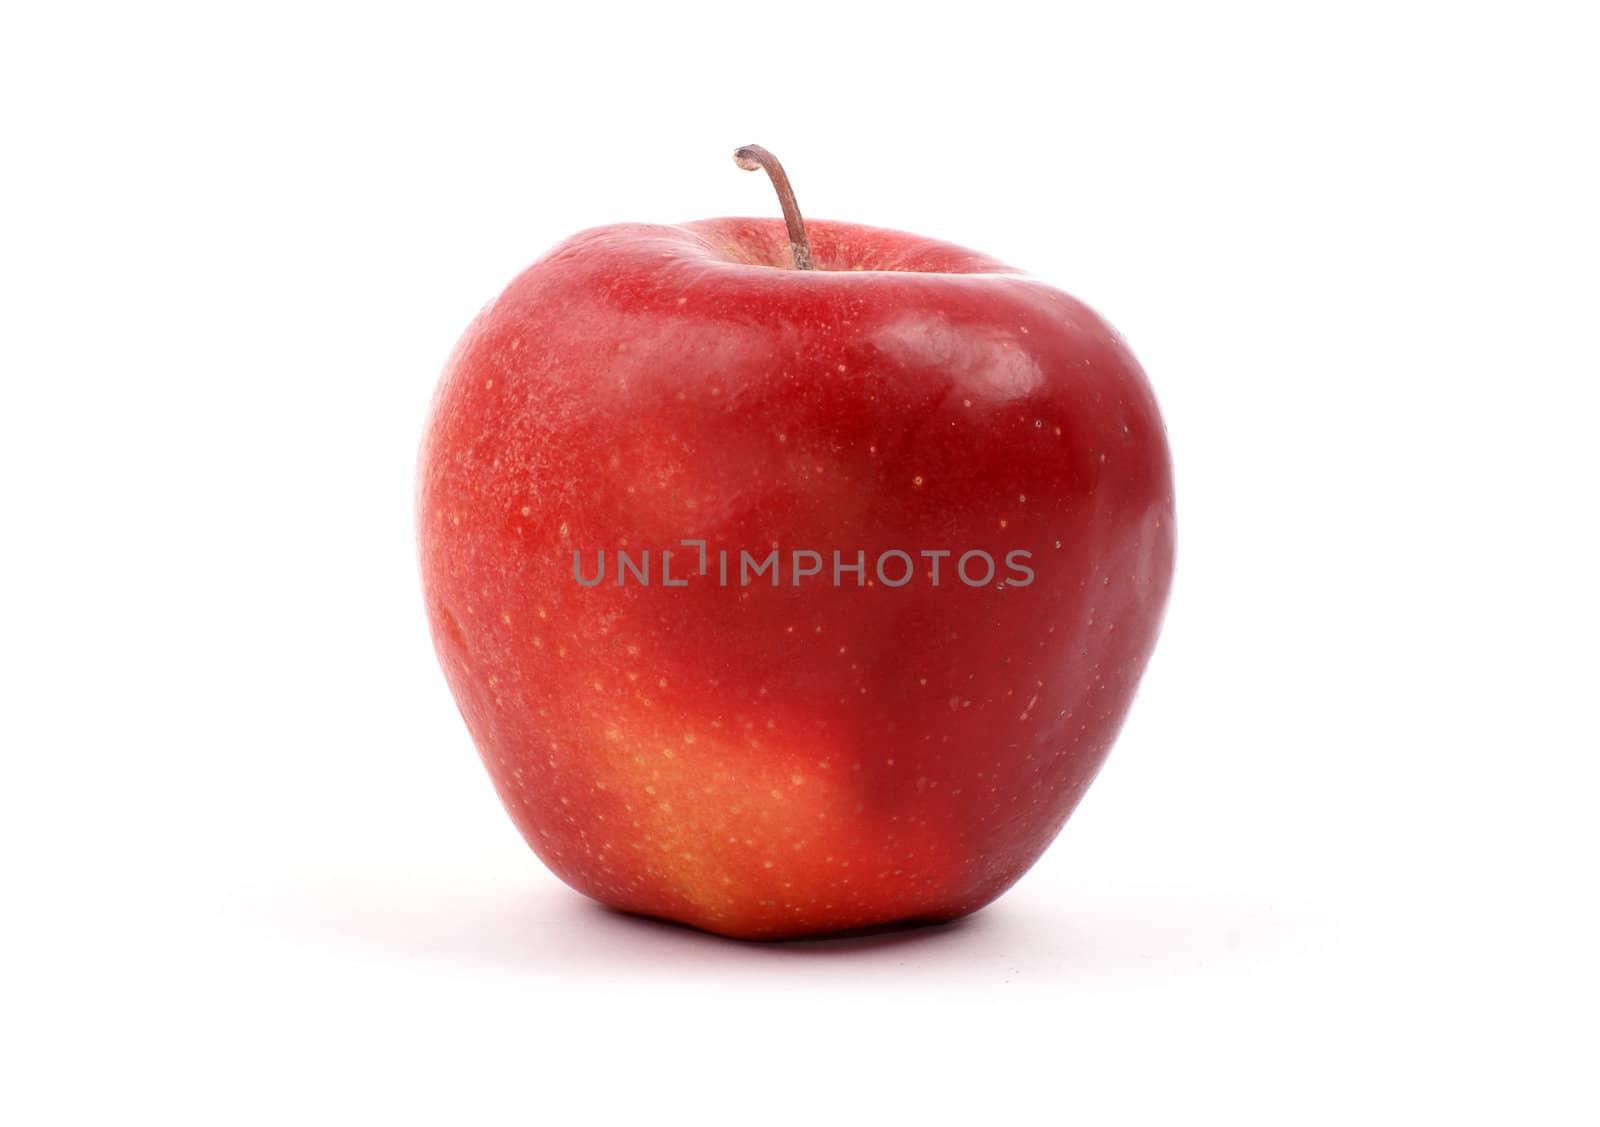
(733, 144), (814, 271)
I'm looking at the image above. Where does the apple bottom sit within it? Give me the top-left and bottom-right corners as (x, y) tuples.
(480, 719), (1098, 942)
(430, 521), (1163, 941)
(436, 606), (1123, 942)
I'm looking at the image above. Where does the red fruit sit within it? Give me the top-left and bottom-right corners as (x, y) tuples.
(418, 150), (1173, 939)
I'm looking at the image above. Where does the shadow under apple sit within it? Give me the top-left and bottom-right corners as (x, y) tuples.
(261, 871), (1319, 985)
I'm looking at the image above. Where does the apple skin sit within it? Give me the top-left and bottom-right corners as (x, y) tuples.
(418, 217), (1174, 940)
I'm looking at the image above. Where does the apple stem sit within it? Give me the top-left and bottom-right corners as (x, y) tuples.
(733, 144), (814, 271)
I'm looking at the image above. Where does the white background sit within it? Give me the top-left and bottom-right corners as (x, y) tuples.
(3, 1), (1597, 1122)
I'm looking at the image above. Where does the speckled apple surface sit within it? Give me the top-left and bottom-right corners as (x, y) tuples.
(418, 217), (1174, 940)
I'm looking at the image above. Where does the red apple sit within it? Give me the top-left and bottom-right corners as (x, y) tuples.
(418, 147), (1174, 940)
